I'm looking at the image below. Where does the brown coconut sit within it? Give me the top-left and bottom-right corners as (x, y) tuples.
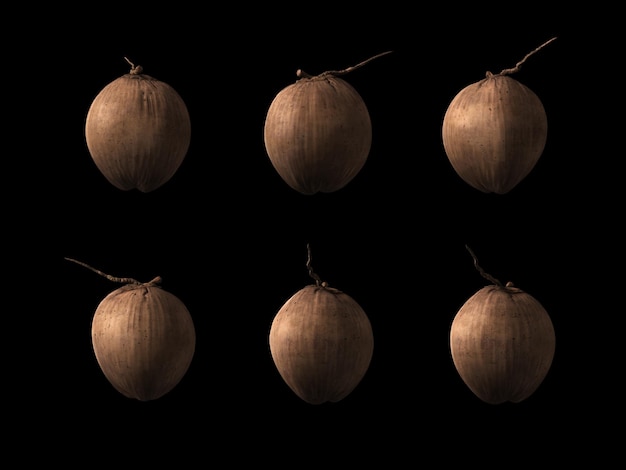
(85, 58), (191, 192)
(449, 247), (556, 404)
(66, 258), (196, 401)
(268, 245), (374, 404)
(263, 52), (391, 195)
(441, 38), (556, 194)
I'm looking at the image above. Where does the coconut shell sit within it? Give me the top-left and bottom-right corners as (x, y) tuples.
(269, 284), (374, 404)
(442, 73), (548, 194)
(85, 63), (191, 192)
(449, 282), (555, 404)
(263, 74), (372, 195)
(91, 282), (196, 401)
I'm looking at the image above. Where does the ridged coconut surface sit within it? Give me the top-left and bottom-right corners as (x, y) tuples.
(66, 258), (195, 401)
(269, 282), (374, 405)
(85, 58), (191, 192)
(449, 248), (556, 404)
(442, 74), (547, 194)
(92, 282), (196, 401)
(441, 38), (555, 194)
(263, 52), (391, 195)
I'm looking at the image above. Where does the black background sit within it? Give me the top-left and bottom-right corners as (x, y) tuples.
(12, 6), (620, 465)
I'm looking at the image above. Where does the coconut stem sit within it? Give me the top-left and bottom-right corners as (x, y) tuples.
(64, 257), (161, 286)
(306, 243), (327, 287)
(124, 56), (143, 75)
(297, 50), (393, 79)
(465, 245), (503, 287)
(495, 36), (557, 77)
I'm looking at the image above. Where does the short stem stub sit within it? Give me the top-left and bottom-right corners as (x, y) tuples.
(124, 56), (143, 75)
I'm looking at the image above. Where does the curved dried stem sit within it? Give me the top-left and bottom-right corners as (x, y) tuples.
(64, 257), (161, 286)
(297, 50), (393, 79)
(306, 243), (325, 287)
(495, 37), (557, 77)
(465, 245), (503, 287)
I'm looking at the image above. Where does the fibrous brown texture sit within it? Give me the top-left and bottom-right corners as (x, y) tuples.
(85, 59), (191, 192)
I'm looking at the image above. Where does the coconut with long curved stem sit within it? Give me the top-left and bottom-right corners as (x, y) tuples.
(65, 257), (196, 401)
(449, 246), (556, 404)
(442, 38), (556, 194)
(268, 244), (374, 404)
(263, 52), (392, 195)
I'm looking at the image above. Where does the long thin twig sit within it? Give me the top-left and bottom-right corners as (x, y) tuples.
(498, 37), (557, 76)
(297, 51), (393, 79)
(65, 257), (161, 286)
(465, 245), (503, 287)
(306, 244), (324, 287)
